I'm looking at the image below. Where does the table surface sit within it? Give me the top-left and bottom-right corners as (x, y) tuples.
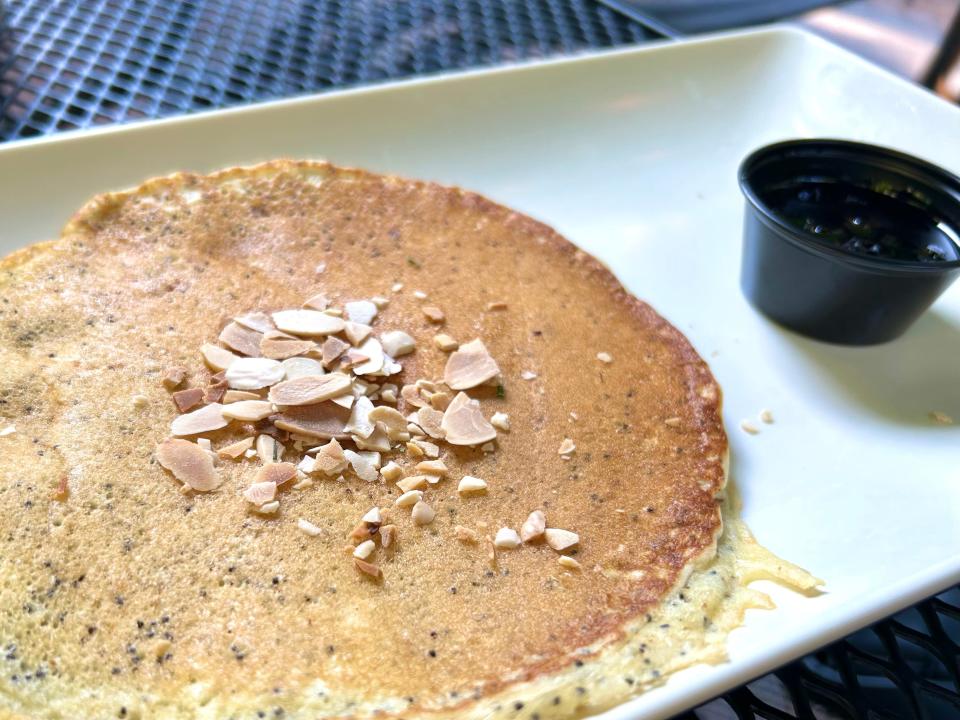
(0, 2), (958, 719)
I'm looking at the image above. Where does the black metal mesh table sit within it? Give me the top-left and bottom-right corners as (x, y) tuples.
(1, 2), (958, 718)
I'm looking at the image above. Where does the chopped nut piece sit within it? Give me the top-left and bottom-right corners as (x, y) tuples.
(302, 293), (329, 310)
(421, 306), (446, 323)
(760, 409), (775, 424)
(569, 411), (579, 421)
(350, 522), (376, 542)
(433, 334), (459, 352)
(274, 401), (351, 440)
(400, 383), (428, 409)
(234, 311), (276, 333)
(255, 462), (298, 486)
(353, 557), (381, 578)
(260, 332), (316, 360)
(221, 400), (274, 422)
(416, 459), (448, 476)
(368, 406), (408, 440)
(490, 412), (510, 431)
(411, 439), (440, 458)
(319, 336), (349, 367)
(225, 357), (284, 390)
(256, 434), (284, 463)
(223, 390), (261, 403)
(397, 475), (429, 492)
(156, 439), (220, 491)
(558, 438), (576, 457)
(355, 425), (393, 453)
(272, 309), (346, 337)
(244, 448), (257, 458)
(371, 296), (389, 309)
(520, 370), (537, 381)
(392, 282), (404, 292)
(200, 343), (240, 372)
(413, 290), (428, 300)
(520, 510), (546, 542)
(344, 395), (375, 438)
(380, 461), (403, 482)
(380, 330), (416, 357)
(558, 556), (582, 571)
(596, 351), (613, 364)
(362, 507), (382, 525)
(312, 438), (348, 476)
(441, 392), (497, 446)
(344, 321), (373, 346)
(132, 393), (149, 408)
(217, 437), (254, 460)
(297, 455), (316, 474)
(345, 300), (378, 326)
(930, 410), (954, 425)
(486, 301), (508, 311)
(443, 339), (500, 390)
(162, 367), (186, 390)
(545, 528), (579, 552)
(292, 478), (314, 490)
(411, 500), (436, 526)
(330, 394), (355, 409)
(344, 449), (379, 482)
(298, 518), (322, 536)
(417, 406), (446, 440)
(171, 403), (228, 436)
(427, 390), (453, 411)
(203, 375), (228, 404)
(353, 539), (376, 559)
(664, 417), (681, 427)
(457, 476), (487, 494)
(315, 262), (326, 274)
(243, 481), (277, 505)
(172, 387), (204, 412)
(353, 338), (385, 375)
(740, 420), (760, 435)
(406, 424), (426, 439)
(454, 525), (479, 543)
(323, 308), (343, 317)
(379, 524), (396, 548)
(395, 490), (424, 507)
(255, 500), (280, 515)
(219, 321), (263, 357)
(269, 373), (352, 406)
(380, 386), (398, 404)
(494, 527), (521, 549)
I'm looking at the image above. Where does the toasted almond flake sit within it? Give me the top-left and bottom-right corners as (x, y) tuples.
(391, 282), (404, 292)
(362, 507), (382, 524)
(255, 434), (284, 463)
(255, 462), (298, 486)
(224, 357), (284, 390)
(421, 306), (445, 323)
(331, 394), (355, 409)
(312, 438), (348, 476)
(344, 395), (375, 438)
(433, 334), (459, 352)
(354, 557), (381, 578)
(201, 343), (240, 372)
(292, 478), (314, 490)
(520, 510), (546, 542)
(298, 518), (322, 536)
(345, 300), (378, 326)
(356, 425), (393, 453)
(198, 436), (212, 452)
(171, 403), (228, 436)
(411, 439), (439, 458)
(427, 390), (453, 411)
(353, 338), (385, 375)
(380, 524), (396, 548)
(411, 500), (436, 525)
(406, 423), (426, 438)
(344, 449), (379, 482)
(344, 321), (373, 346)
(272, 309), (346, 337)
(269, 373), (352, 406)
(275, 401), (351, 440)
(416, 406), (446, 439)
(353, 539), (376, 559)
(217, 437), (254, 460)
(520, 370), (537, 381)
(931, 410), (954, 425)
(490, 412), (510, 431)
(494, 527), (521, 549)
(486, 301), (508, 311)
(380, 461), (403, 482)
(417, 459), (448, 476)
(457, 476), (487, 494)
(380, 387), (398, 404)
(441, 392), (497, 446)
(223, 390), (261, 403)
(255, 500), (280, 514)
(454, 525), (479, 543)
(760, 409), (775, 424)
(558, 438), (576, 457)
(323, 308), (343, 317)
(297, 455), (317, 474)
(171, 387), (203, 412)
(740, 420), (760, 435)
(260, 332), (316, 360)
(243, 481), (277, 504)
(221, 400), (274, 422)
(320, 336), (350, 367)
(234, 311), (276, 334)
(664, 417), (681, 427)
(380, 330), (416, 358)
(443, 339), (500, 390)
(162, 367), (186, 390)
(302, 293), (329, 310)
(558, 556), (582, 570)
(545, 528), (579, 552)
(395, 490), (423, 507)
(413, 290), (428, 300)
(396, 475), (429, 492)
(156, 438), (220, 491)
(368, 406), (408, 440)
(219, 322), (263, 357)
(596, 351), (613, 364)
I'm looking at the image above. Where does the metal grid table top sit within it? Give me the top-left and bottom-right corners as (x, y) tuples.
(1, 2), (958, 719)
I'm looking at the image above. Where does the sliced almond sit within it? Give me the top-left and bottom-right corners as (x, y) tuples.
(395, 490), (423, 507)
(260, 332), (316, 360)
(221, 400), (274, 422)
(345, 300), (378, 326)
(256, 434), (284, 463)
(380, 524), (396, 549)
(368, 406), (407, 440)
(411, 439), (439, 458)
(361, 507), (382, 525)
(416, 459), (448, 477)
(243, 481), (277, 505)
(380, 461), (403, 482)
(558, 556), (582, 571)
(440, 392), (496, 446)
(342, 321), (371, 347)
(223, 390), (261, 403)
(219, 321), (263, 357)
(411, 500), (435, 526)
(170, 403), (228, 436)
(156, 439), (220, 491)
(443, 339), (500, 390)
(520, 510), (546, 542)
(490, 412), (510, 432)
(298, 518), (322, 536)
(162, 367), (186, 390)
(416, 406), (446, 440)
(321, 336), (351, 366)
(422, 306), (445, 323)
(255, 462), (298, 486)
(380, 331), (416, 358)
(172, 387), (204, 413)
(225, 357), (284, 390)
(454, 525), (479, 543)
(234, 311), (276, 334)
(353, 338), (384, 376)
(457, 476), (487, 494)
(353, 424), (390, 452)
(331, 393), (355, 409)
(353, 557), (381, 578)
(269, 373), (351, 406)
(545, 528), (579, 552)
(272, 309), (345, 337)
(302, 293), (329, 310)
(217, 437), (255, 460)
(353, 539), (376, 559)
(343, 395), (375, 438)
(312, 438), (348, 476)
(344, 449), (379, 482)
(486, 301), (508, 311)
(274, 401), (351, 440)
(494, 527), (521, 549)
(396, 475), (429, 492)
(201, 343), (240, 372)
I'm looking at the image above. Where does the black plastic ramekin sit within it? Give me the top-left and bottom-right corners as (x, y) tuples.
(738, 139), (960, 345)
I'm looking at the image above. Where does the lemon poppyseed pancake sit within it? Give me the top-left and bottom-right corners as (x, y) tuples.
(0, 161), (818, 719)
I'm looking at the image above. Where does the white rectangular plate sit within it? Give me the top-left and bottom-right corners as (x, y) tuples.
(1, 26), (958, 720)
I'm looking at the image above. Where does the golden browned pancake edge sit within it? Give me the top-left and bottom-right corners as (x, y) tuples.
(0, 160), (747, 719)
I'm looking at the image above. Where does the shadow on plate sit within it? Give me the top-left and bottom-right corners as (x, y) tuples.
(775, 309), (960, 427)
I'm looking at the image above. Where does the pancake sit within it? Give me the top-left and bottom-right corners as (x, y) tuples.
(0, 160), (818, 719)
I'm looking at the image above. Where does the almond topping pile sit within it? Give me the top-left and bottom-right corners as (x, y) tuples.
(154, 289), (582, 580)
